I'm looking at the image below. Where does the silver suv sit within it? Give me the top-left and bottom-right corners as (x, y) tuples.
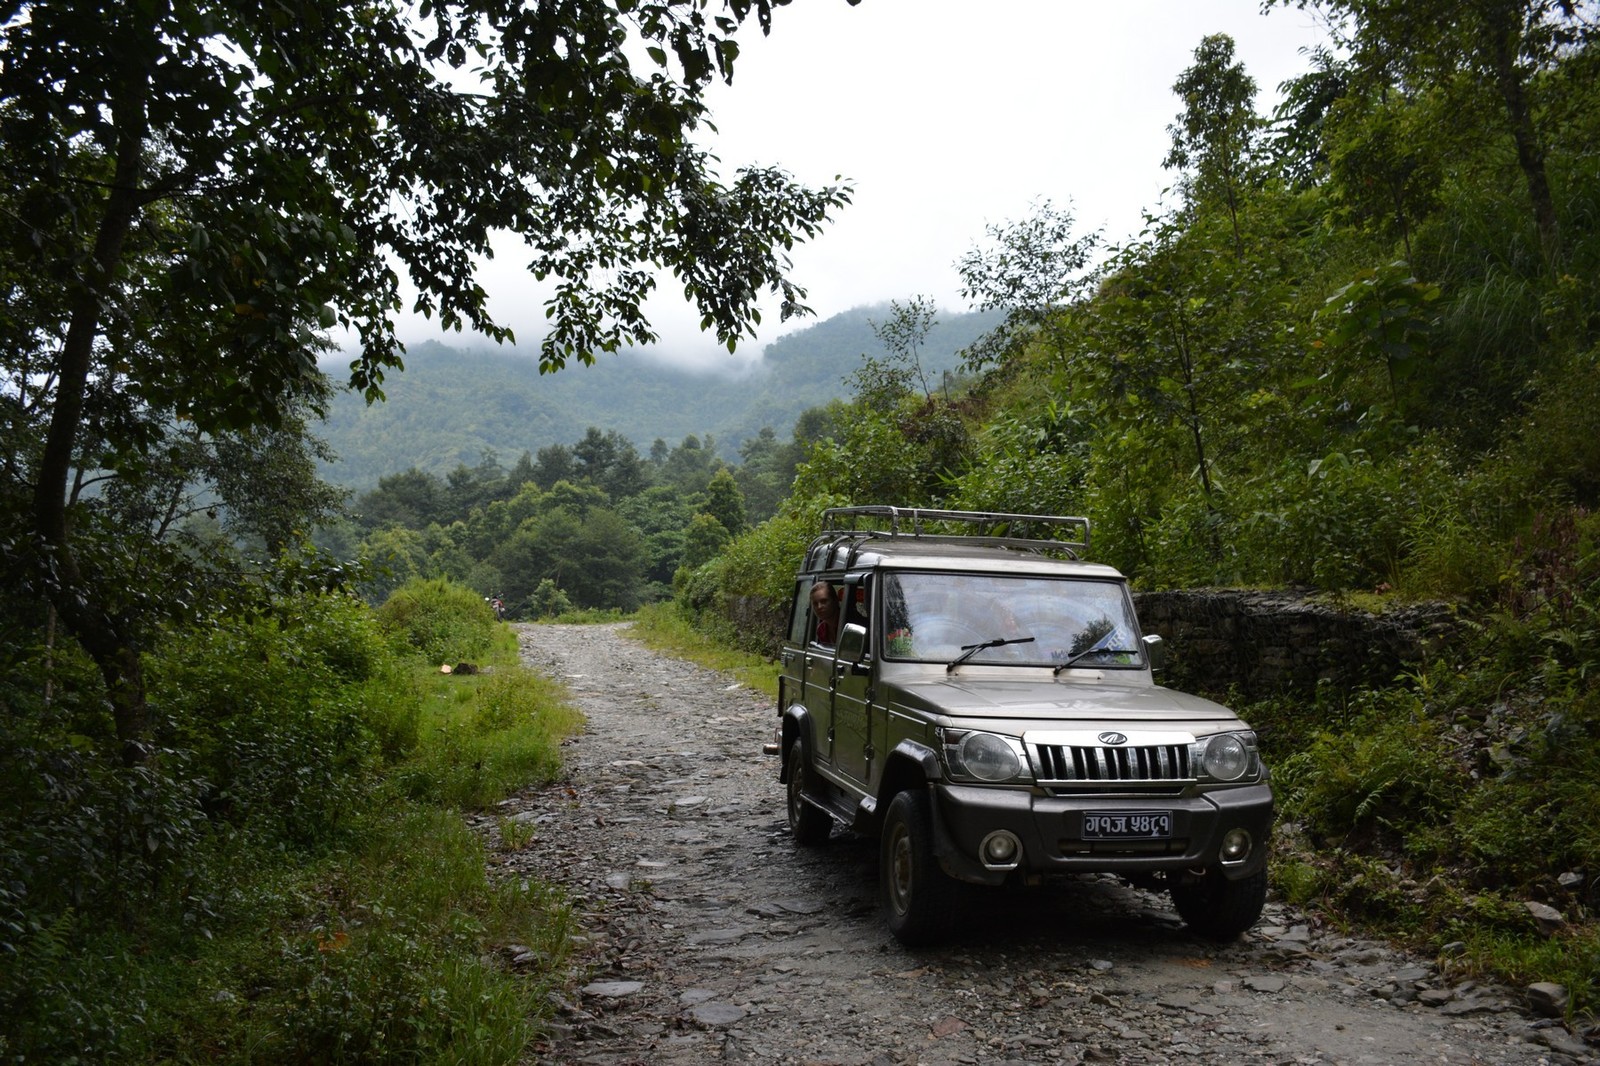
(770, 507), (1273, 946)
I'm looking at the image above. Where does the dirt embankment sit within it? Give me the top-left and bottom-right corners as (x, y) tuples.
(479, 622), (1593, 1066)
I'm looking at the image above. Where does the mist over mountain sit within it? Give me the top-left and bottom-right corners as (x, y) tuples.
(317, 304), (1001, 488)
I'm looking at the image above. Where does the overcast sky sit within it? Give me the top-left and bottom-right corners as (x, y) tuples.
(413, 1), (1334, 370)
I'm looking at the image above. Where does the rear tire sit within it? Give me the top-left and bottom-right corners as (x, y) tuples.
(880, 789), (959, 946)
(1170, 866), (1267, 940)
(786, 741), (832, 846)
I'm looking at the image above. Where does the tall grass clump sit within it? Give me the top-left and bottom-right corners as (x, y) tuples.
(395, 664), (583, 809)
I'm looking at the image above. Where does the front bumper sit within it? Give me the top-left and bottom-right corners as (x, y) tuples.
(930, 780), (1274, 886)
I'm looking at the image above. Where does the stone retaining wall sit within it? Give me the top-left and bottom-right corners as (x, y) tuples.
(727, 589), (1459, 699)
(1132, 589), (1459, 699)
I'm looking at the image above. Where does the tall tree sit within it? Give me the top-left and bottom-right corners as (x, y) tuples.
(572, 427), (651, 499)
(865, 295), (940, 400)
(701, 467), (748, 535)
(0, 0), (851, 760)
(956, 200), (1099, 375)
(1164, 33), (1262, 254)
(1274, 0), (1598, 268)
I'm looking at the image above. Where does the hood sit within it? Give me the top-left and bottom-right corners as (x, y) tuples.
(890, 675), (1245, 730)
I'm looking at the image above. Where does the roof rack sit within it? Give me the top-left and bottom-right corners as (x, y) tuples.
(806, 506), (1091, 571)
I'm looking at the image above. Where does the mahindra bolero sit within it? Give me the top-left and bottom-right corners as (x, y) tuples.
(770, 507), (1273, 946)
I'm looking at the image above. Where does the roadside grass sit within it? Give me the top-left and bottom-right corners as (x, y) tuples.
(195, 628), (583, 1062)
(629, 601), (781, 701)
(141, 803), (575, 1065)
(395, 647), (584, 809)
(8, 606), (587, 1064)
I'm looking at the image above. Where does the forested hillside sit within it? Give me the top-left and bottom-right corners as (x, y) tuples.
(317, 304), (1001, 486)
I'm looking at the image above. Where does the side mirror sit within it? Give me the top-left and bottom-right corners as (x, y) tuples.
(1142, 633), (1166, 672)
(837, 622), (869, 665)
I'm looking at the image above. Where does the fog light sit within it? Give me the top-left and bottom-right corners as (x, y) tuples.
(980, 831), (1022, 870)
(1219, 828), (1252, 864)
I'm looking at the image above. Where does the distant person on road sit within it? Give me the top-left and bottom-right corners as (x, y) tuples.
(811, 580), (841, 646)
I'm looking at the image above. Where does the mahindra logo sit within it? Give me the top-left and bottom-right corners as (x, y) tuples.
(1098, 732), (1128, 745)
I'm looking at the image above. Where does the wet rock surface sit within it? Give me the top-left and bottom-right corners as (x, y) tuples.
(483, 622), (1595, 1065)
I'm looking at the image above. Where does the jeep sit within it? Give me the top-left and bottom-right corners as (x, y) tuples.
(769, 507), (1273, 946)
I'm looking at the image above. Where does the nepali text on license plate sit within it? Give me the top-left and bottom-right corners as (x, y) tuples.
(1083, 811), (1172, 839)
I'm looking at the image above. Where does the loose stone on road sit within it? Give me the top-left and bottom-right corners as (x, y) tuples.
(479, 622), (1591, 1065)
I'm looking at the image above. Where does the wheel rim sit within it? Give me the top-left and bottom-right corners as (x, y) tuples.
(886, 823), (913, 916)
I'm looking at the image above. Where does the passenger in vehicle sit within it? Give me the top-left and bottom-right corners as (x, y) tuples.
(810, 580), (841, 645)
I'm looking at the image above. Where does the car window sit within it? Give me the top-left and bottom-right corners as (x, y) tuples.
(880, 572), (1143, 667)
(787, 580), (811, 645)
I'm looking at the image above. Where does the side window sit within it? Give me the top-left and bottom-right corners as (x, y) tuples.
(841, 575), (872, 652)
(787, 580), (811, 645)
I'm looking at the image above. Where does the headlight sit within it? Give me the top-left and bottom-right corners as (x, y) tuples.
(942, 730), (1029, 783)
(1197, 732), (1255, 782)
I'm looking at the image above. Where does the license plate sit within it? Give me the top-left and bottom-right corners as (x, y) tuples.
(1082, 811), (1172, 838)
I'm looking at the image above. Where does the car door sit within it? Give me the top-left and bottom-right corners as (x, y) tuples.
(800, 576), (841, 766)
(830, 575), (873, 787)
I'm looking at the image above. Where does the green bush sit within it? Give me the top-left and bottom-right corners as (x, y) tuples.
(709, 498), (835, 610)
(0, 913), (154, 1064)
(1487, 348), (1600, 507)
(1454, 696), (1600, 884)
(1141, 490), (1239, 588)
(151, 593), (410, 850)
(527, 577), (573, 619)
(376, 576), (500, 664)
(1223, 444), (1464, 591)
(1273, 693), (1467, 843)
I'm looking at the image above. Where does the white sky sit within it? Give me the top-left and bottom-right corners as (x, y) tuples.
(410, 0), (1334, 370)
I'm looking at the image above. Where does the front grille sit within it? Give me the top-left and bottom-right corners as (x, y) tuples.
(1030, 742), (1192, 786)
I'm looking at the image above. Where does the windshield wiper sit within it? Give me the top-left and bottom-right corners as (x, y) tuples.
(1052, 630), (1132, 676)
(947, 636), (1035, 673)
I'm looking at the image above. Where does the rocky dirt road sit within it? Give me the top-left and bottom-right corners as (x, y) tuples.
(484, 622), (1595, 1066)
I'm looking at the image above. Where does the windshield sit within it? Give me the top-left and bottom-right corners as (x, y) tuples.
(880, 572), (1143, 669)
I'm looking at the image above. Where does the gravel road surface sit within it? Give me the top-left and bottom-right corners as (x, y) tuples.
(481, 622), (1594, 1066)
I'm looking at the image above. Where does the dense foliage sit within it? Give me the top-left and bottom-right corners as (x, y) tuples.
(6, 0), (1600, 1054)
(337, 427), (793, 614)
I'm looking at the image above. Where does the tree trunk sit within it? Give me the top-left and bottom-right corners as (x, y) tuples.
(1484, 4), (1561, 268)
(31, 93), (153, 765)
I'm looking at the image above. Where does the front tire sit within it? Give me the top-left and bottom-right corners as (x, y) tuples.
(786, 741), (832, 846)
(880, 789), (960, 946)
(1170, 866), (1267, 940)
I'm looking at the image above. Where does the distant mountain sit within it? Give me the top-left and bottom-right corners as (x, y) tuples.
(317, 304), (1001, 488)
